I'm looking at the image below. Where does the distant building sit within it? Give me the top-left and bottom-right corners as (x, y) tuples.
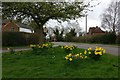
(87, 26), (106, 36)
(2, 19), (32, 33)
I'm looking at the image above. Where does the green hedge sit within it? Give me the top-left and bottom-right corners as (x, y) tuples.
(2, 32), (39, 46)
(116, 33), (120, 44)
(91, 33), (116, 44)
(68, 33), (117, 44)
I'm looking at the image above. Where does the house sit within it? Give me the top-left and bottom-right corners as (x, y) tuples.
(2, 19), (32, 33)
(87, 26), (106, 36)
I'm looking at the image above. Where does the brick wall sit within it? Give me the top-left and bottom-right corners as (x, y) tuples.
(2, 21), (19, 32)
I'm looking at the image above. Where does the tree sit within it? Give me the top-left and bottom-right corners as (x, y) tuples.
(53, 27), (64, 41)
(101, 1), (120, 34)
(66, 21), (81, 36)
(2, 2), (88, 44)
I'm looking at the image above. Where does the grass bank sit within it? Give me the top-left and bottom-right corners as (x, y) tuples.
(2, 47), (119, 78)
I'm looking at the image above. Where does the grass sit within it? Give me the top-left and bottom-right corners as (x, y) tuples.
(2, 46), (119, 78)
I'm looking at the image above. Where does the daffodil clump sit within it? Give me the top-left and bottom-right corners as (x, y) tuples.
(30, 43), (52, 49)
(30, 43), (53, 54)
(86, 47), (106, 60)
(61, 45), (76, 53)
(65, 53), (88, 62)
(65, 46), (106, 62)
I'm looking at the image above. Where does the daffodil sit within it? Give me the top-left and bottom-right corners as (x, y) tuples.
(38, 46), (41, 48)
(80, 53), (82, 55)
(103, 50), (106, 54)
(84, 50), (87, 54)
(88, 51), (91, 54)
(95, 51), (102, 55)
(65, 57), (69, 60)
(85, 56), (87, 59)
(76, 54), (79, 56)
(61, 46), (63, 48)
(30, 44), (36, 48)
(69, 58), (72, 61)
(88, 47), (92, 51)
(68, 53), (72, 56)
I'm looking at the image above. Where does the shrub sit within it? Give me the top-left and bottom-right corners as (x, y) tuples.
(2, 32), (39, 46)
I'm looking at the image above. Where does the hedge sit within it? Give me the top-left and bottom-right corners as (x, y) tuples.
(2, 32), (39, 46)
(116, 33), (120, 44)
(67, 32), (117, 44)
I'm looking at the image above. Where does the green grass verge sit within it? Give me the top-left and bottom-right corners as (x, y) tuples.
(2, 47), (119, 78)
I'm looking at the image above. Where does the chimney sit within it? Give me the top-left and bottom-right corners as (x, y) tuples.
(96, 26), (98, 28)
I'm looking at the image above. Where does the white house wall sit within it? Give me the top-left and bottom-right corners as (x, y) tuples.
(20, 28), (32, 33)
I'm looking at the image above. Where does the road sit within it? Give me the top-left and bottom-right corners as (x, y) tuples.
(0, 48), (31, 53)
(0, 45), (59, 53)
(52, 42), (119, 56)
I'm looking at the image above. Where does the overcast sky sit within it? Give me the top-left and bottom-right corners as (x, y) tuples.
(46, 0), (114, 32)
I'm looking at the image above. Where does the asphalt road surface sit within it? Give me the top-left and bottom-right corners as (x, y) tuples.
(52, 42), (119, 56)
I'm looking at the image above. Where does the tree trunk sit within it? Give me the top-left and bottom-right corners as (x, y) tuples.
(113, 25), (116, 34)
(35, 27), (45, 45)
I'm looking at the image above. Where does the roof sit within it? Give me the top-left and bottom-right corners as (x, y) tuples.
(2, 19), (31, 29)
(16, 23), (31, 29)
(89, 26), (105, 33)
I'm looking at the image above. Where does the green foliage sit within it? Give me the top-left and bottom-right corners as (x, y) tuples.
(53, 28), (64, 41)
(65, 28), (77, 42)
(91, 33), (116, 44)
(68, 33), (117, 44)
(116, 33), (120, 44)
(2, 32), (39, 46)
(2, 2), (87, 27)
(69, 28), (76, 36)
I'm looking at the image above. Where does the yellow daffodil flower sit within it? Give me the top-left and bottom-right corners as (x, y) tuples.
(88, 47), (92, 51)
(65, 57), (68, 60)
(80, 53), (82, 55)
(103, 50), (106, 54)
(84, 50), (87, 54)
(69, 58), (72, 61)
(88, 51), (91, 54)
(85, 56), (87, 59)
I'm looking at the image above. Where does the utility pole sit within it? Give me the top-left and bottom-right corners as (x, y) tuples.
(85, 14), (87, 35)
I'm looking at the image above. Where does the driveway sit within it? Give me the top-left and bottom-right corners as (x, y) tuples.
(52, 42), (119, 56)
